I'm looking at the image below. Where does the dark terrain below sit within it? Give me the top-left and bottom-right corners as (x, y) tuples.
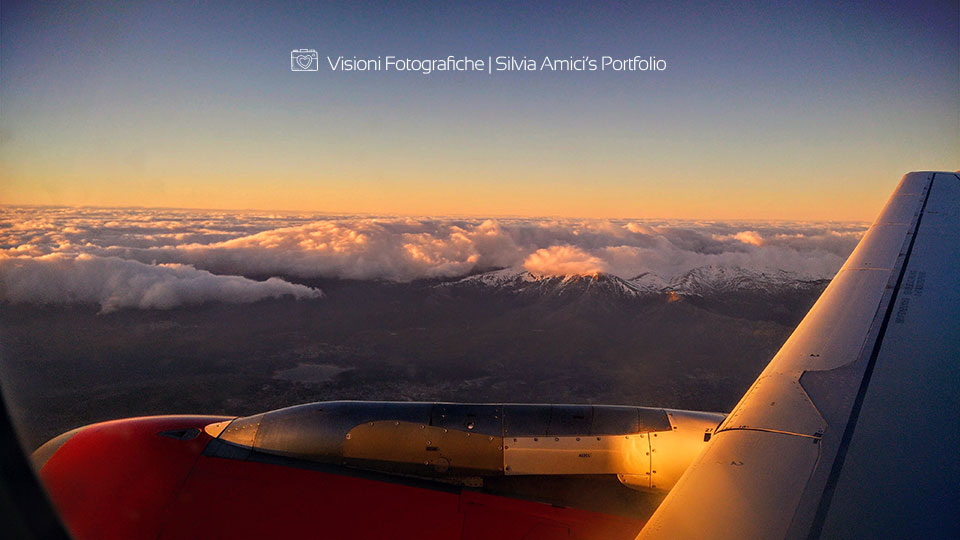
(0, 275), (827, 450)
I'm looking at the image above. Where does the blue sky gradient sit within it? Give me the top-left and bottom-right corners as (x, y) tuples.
(2, 1), (957, 219)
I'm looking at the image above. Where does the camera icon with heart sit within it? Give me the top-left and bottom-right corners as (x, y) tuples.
(290, 49), (319, 71)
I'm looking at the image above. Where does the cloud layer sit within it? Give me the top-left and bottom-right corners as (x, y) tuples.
(0, 253), (323, 313)
(0, 206), (868, 310)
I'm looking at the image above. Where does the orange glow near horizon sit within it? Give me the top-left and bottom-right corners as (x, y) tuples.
(2, 3), (956, 223)
(0, 164), (913, 222)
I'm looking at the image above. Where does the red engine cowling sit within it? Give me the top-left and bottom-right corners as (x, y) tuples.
(34, 414), (647, 540)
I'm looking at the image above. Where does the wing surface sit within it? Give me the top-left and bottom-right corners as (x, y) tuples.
(638, 171), (960, 540)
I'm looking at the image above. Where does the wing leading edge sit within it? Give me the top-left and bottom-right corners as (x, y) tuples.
(637, 172), (960, 540)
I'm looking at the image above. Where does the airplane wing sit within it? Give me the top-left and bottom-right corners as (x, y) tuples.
(637, 171), (960, 540)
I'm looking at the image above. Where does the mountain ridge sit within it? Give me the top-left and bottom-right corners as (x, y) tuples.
(445, 265), (828, 299)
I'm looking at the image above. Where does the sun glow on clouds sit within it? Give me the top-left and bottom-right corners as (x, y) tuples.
(732, 231), (765, 246)
(523, 246), (608, 277)
(0, 206), (869, 311)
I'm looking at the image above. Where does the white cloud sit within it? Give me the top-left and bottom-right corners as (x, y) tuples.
(0, 253), (322, 313)
(0, 206), (869, 309)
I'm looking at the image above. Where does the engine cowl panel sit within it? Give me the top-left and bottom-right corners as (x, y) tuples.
(211, 401), (724, 492)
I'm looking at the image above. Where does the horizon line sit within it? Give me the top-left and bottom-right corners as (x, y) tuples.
(0, 203), (873, 225)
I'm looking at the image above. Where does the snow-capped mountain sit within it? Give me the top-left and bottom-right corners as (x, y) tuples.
(625, 272), (670, 293)
(445, 265), (826, 299)
(663, 265), (826, 296)
(448, 269), (655, 299)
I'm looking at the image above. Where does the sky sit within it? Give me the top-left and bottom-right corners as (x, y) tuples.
(1, 1), (957, 220)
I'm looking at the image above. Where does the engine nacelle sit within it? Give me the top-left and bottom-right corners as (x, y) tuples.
(209, 401), (724, 492)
